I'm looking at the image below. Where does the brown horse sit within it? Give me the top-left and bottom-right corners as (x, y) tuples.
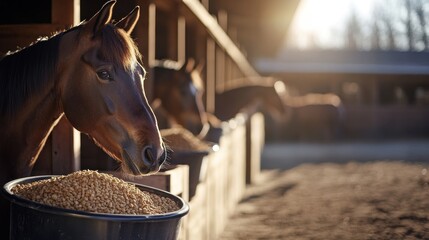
(151, 59), (209, 138)
(214, 80), (289, 122)
(0, 1), (165, 236)
(282, 93), (345, 141)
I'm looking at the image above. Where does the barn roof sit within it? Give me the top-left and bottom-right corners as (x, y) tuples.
(254, 50), (429, 75)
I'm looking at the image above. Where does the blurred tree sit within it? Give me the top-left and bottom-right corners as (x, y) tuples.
(376, 0), (398, 50)
(344, 9), (363, 50)
(404, 0), (416, 50)
(370, 18), (382, 50)
(285, 0), (429, 51)
(413, 0), (428, 50)
(381, 11), (398, 50)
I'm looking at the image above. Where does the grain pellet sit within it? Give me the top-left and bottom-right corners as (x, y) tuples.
(11, 170), (179, 215)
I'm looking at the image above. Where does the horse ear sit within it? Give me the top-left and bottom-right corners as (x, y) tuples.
(84, 0), (116, 36)
(116, 6), (140, 35)
(182, 58), (195, 73)
(195, 60), (205, 73)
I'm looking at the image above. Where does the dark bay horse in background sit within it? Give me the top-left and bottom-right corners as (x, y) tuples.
(152, 59), (209, 138)
(214, 79), (290, 122)
(281, 93), (345, 141)
(0, 1), (165, 236)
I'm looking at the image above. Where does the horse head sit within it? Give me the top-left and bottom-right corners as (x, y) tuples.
(215, 78), (290, 122)
(58, 1), (165, 175)
(153, 59), (209, 138)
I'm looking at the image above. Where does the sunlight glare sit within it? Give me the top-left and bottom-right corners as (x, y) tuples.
(287, 0), (378, 49)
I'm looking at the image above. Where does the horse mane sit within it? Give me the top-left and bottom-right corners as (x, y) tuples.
(0, 31), (65, 116)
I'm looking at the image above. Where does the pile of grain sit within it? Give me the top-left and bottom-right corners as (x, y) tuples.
(11, 170), (179, 215)
(161, 127), (210, 151)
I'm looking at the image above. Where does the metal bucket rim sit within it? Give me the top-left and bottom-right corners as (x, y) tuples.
(2, 175), (189, 222)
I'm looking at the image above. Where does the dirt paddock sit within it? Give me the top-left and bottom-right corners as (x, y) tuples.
(219, 143), (429, 240)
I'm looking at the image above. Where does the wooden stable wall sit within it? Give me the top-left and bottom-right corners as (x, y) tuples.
(0, 0), (81, 175)
(270, 72), (429, 141)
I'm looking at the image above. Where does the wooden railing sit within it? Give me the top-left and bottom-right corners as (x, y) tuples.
(133, 0), (259, 112)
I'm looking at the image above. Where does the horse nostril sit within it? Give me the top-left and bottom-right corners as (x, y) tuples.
(142, 145), (167, 172)
(143, 146), (155, 165)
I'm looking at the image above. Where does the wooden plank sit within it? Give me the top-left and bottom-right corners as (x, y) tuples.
(186, 182), (208, 240)
(205, 142), (228, 239)
(148, 3), (157, 67)
(226, 114), (247, 211)
(52, 0), (80, 26)
(51, 117), (80, 174)
(105, 165), (190, 201)
(166, 10), (179, 60)
(216, 46), (226, 92)
(178, 16), (186, 63)
(50, 1), (80, 175)
(133, 1), (153, 99)
(181, 0), (259, 77)
(245, 112), (264, 184)
(0, 24), (69, 55)
(206, 38), (216, 113)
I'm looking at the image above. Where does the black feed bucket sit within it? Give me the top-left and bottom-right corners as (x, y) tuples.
(2, 175), (189, 240)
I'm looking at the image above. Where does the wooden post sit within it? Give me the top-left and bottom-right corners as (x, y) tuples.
(34, 0), (81, 175)
(51, 118), (80, 174)
(52, 0), (80, 26)
(206, 38), (216, 113)
(178, 16), (186, 63)
(215, 46), (225, 91)
(148, 3), (157, 67)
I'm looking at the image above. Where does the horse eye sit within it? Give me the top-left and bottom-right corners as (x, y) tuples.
(97, 70), (113, 81)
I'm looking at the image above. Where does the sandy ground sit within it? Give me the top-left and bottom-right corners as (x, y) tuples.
(219, 142), (429, 240)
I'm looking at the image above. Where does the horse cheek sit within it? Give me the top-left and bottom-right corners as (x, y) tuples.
(61, 85), (98, 133)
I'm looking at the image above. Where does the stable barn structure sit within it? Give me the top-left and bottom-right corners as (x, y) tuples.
(0, 0), (279, 239)
(256, 50), (429, 141)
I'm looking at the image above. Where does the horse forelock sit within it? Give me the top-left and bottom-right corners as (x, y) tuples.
(0, 32), (64, 116)
(99, 25), (141, 72)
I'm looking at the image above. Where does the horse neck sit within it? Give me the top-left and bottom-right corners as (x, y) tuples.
(258, 86), (285, 114)
(0, 35), (64, 178)
(215, 85), (284, 120)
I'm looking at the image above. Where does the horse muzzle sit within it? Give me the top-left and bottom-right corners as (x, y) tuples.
(121, 144), (166, 175)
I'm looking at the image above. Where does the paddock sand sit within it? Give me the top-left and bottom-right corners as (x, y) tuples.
(219, 161), (429, 240)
